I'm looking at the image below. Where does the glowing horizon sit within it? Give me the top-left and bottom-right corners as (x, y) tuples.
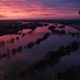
(0, 0), (80, 20)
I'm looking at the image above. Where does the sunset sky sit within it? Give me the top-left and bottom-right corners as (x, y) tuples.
(0, 0), (80, 20)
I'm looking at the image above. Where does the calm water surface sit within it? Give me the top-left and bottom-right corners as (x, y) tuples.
(0, 23), (80, 80)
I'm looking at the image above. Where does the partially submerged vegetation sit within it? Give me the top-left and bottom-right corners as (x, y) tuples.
(56, 65), (80, 80)
(3, 40), (80, 80)
(0, 20), (80, 80)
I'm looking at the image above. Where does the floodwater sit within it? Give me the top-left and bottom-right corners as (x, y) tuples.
(0, 22), (80, 80)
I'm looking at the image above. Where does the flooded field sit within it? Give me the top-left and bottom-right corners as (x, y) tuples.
(0, 20), (80, 80)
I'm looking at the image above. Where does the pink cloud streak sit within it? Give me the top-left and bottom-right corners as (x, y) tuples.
(0, 1), (79, 19)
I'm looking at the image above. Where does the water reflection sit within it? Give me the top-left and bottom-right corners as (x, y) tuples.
(2, 40), (80, 80)
(26, 41), (80, 73)
(0, 21), (80, 80)
(0, 41), (5, 47)
(56, 65), (80, 80)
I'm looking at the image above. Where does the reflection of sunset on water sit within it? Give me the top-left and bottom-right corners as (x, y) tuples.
(0, 21), (80, 80)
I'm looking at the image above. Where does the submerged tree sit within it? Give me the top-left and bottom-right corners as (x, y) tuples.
(55, 65), (80, 80)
